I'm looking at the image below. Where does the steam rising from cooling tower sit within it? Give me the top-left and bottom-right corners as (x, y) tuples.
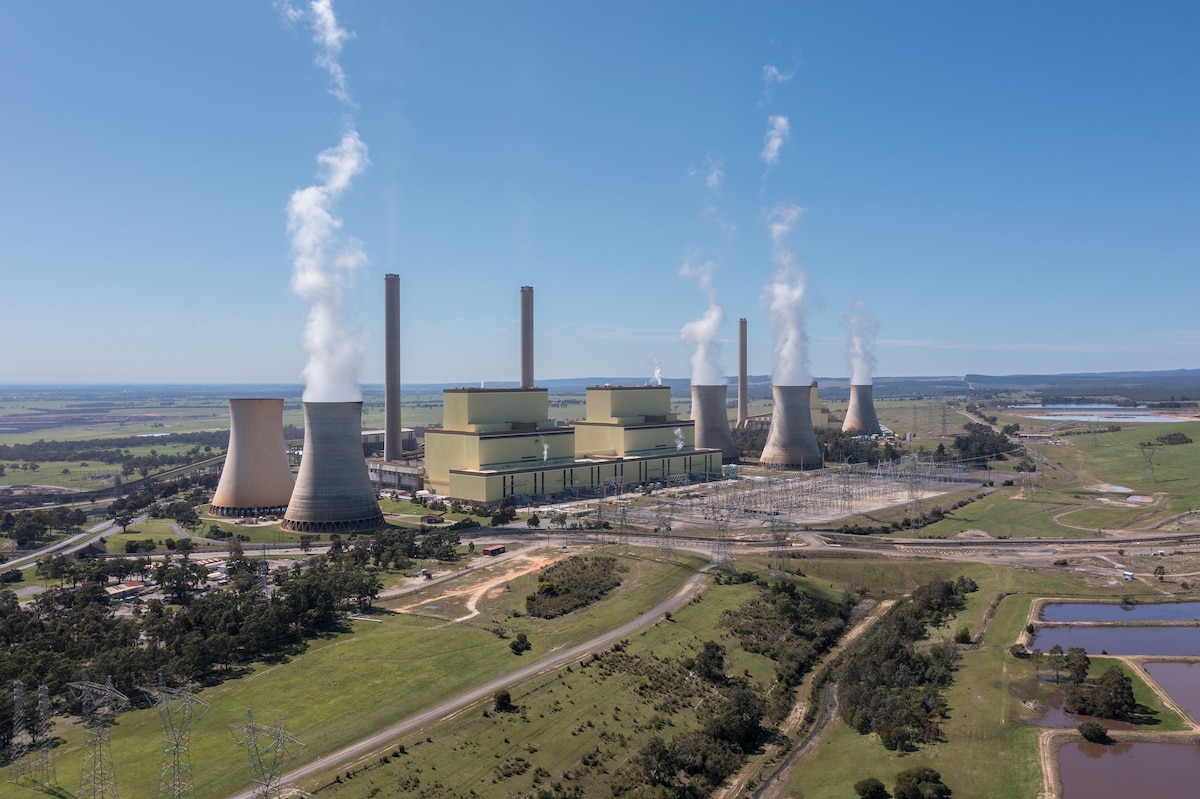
(759, 385), (823, 470)
(845, 300), (878, 386)
(282, 402), (383, 533)
(284, 0), (369, 403)
(679, 259), (726, 387)
(764, 202), (809, 387)
(210, 399), (295, 517)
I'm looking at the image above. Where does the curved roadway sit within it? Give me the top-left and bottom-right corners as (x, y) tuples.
(227, 558), (714, 799)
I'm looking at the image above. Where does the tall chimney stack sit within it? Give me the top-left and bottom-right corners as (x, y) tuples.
(520, 286), (534, 389)
(384, 273), (402, 461)
(737, 318), (748, 429)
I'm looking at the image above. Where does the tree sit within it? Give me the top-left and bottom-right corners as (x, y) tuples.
(1047, 644), (1065, 682)
(510, 632), (531, 654)
(854, 776), (891, 799)
(693, 641), (726, 682)
(1065, 647), (1090, 684)
(116, 513), (134, 532)
(1078, 721), (1109, 744)
(526, 513), (541, 529)
(493, 689), (514, 712)
(893, 767), (950, 799)
(1154, 565), (1166, 582)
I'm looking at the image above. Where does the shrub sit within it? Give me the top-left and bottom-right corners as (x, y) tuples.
(1078, 721), (1109, 743)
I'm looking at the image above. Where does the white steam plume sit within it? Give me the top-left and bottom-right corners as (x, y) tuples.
(650, 357), (663, 387)
(679, 259), (726, 386)
(764, 202), (809, 386)
(278, 0), (354, 104)
(281, 0), (370, 402)
(761, 115), (790, 168)
(289, 132), (370, 402)
(845, 299), (879, 386)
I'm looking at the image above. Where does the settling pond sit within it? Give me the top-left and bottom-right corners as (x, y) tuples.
(1041, 601), (1200, 624)
(1038, 601), (1200, 796)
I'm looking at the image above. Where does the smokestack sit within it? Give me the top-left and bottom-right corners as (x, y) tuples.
(759, 385), (823, 470)
(690, 384), (739, 461)
(384, 273), (402, 461)
(210, 399), (295, 517)
(520, 286), (534, 389)
(737, 318), (748, 429)
(842, 384), (881, 435)
(282, 402), (383, 533)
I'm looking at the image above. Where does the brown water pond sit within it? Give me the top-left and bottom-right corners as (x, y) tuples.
(1032, 626), (1200, 656)
(1031, 690), (1134, 730)
(1041, 601), (1200, 623)
(1060, 742), (1200, 798)
(1144, 661), (1200, 722)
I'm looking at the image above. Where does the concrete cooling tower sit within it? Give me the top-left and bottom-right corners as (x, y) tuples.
(210, 399), (295, 517)
(842, 384), (881, 435)
(690, 384), (739, 461)
(282, 402), (383, 533)
(759, 385), (823, 470)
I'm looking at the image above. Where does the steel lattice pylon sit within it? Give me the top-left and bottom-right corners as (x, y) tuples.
(229, 709), (304, 799)
(32, 683), (55, 787)
(68, 671), (130, 799)
(9, 680), (29, 783)
(142, 676), (211, 799)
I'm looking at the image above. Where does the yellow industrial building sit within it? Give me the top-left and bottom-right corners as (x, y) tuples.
(424, 385), (722, 504)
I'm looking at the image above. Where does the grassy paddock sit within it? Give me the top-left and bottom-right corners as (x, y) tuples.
(0, 548), (700, 798)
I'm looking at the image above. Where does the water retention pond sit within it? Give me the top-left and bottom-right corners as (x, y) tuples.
(1032, 601), (1200, 797)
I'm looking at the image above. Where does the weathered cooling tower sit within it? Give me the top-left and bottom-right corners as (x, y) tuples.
(520, 285), (534, 389)
(760, 385), (823, 470)
(210, 399), (295, 517)
(842, 384), (881, 435)
(690, 384), (738, 461)
(737, 318), (748, 429)
(384, 273), (403, 461)
(282, 402), (383, 533)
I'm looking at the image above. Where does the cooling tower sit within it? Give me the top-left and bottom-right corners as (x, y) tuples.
(842, 383), (881, 435)
(759, 385), (823, 470)
(384, 273), (403, 461)
(210, 399), (295, 517)
(520, 285), (534, 389)
(737, 318), (748, 429)
(690, 384), (738, 461)
(282, 402), (384, 533)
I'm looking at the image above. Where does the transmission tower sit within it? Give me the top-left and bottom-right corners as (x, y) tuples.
(32, 683), (55, 787)
(654, 500), (677, 560)
(142, 676), (211, 799)
(1140, 444), (1159, 483)
(9, 680), (29, 783)
(229, 710), (305, 799)
(68, 671), (129, 799)
(707, 484), (733, 565)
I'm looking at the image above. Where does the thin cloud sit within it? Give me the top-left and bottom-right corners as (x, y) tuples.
(761, 64), (795, 103)
(761, 115), (789, 169)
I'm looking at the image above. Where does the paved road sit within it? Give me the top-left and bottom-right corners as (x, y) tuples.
(227, 558), (714, 799)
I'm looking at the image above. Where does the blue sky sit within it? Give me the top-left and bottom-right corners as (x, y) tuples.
(1, 1), (1197, 387)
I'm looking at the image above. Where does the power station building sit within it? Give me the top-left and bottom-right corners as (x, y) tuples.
(424, 385), (722, 504)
